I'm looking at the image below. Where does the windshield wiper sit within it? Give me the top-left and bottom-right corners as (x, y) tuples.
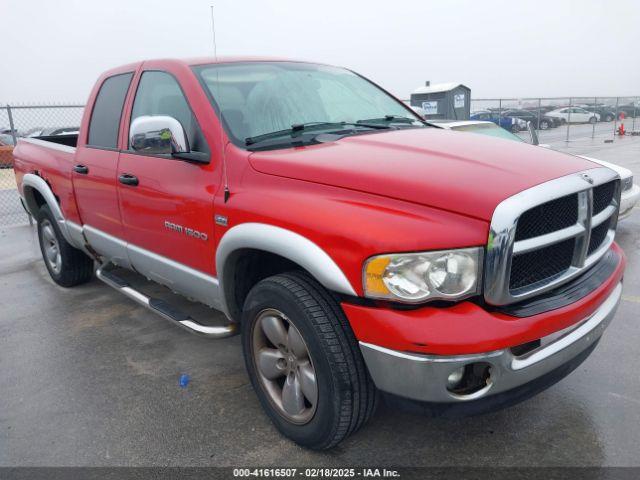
(357, 115), (419, 125)
(245, 121), (390, 146)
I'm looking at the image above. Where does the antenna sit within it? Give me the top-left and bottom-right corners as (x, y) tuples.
(210, 4), (230, 203)
(210, 5), (218, 60)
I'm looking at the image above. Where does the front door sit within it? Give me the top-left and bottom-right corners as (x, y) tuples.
(116, 70), (220, 305)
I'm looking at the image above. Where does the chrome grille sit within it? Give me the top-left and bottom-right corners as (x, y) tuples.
(484, 168), (620, 306)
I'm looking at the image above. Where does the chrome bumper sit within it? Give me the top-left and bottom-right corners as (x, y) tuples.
(360, 282), (622, 403)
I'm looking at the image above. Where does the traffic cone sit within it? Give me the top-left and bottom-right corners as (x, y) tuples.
(618, 112), (626, 136)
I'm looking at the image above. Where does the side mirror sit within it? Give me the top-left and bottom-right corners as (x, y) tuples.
(129, 115), (209, 164)
(527, 121), (539, 145)
(130, 115), (189, 155)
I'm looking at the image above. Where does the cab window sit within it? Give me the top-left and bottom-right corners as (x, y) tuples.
(87, 73), (133, 149)
(130, 71), (208, 153)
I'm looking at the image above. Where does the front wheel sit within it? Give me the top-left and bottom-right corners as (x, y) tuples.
(241, 272), (377, 449)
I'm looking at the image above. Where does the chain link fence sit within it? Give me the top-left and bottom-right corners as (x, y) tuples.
(1, 98), (639, 227)
(469, 96), (639, 143)
(0, 104), (84, 226)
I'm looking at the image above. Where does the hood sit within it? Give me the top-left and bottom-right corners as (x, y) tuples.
(248, 128), (598, 221)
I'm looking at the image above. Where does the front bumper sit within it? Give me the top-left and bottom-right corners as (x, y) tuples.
(359, 282), (622, 403)
(619, 184), (639, 219)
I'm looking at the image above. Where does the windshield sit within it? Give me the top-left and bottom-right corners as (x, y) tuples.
(450, 122), (524, 142)
(194, 62), (423, 147)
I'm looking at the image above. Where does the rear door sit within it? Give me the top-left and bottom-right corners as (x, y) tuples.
(73, 72), (134, 265)
(116, 69), (219, 284)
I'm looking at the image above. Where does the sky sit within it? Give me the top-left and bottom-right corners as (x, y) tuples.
(1, 0), (639, 104)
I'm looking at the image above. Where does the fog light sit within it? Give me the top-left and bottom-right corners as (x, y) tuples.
(446, 362), (493, 396)
(447, 367), (465, 389)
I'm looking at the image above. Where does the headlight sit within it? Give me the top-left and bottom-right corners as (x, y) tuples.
(363, 247), (483, 303)
(622, 176), (633, 192)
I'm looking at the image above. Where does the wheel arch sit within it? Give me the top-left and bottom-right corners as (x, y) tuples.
(21, 173), (79, 248)
(216, 223), (357, 321)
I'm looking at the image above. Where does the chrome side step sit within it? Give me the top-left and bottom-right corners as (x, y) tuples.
(96, 265), (237, 338)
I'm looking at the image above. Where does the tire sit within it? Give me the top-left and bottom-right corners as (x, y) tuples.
(37, 204), (94, 287)
(539, 120), (549, 130)
(605, 114), (614, 122)
(241, 271), (377, 450)
(560, 118), (567, 125)
(589, 116), (597, 124)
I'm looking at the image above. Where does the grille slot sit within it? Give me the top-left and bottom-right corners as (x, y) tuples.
(588, 217), (611, 255)
(593, 181), (616, 215)
(514, 194), (579, 241)
(509, 238), (575, 291)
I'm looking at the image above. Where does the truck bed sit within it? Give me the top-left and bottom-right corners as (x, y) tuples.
(12, 135), (81, 224)
(33, 133), (78, 148)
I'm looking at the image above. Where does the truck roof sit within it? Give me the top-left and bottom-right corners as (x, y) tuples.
(100, 56), (322, 77)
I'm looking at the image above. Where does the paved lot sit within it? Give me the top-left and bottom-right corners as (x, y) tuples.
(1, 137), (639, 467)
(0, 169), (27, 227)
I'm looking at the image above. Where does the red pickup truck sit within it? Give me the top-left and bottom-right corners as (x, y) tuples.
(13, 58), (625, 449)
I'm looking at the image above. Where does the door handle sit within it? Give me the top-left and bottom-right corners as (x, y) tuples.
(118, 173), (139, 186)
(73, 164), (89, 174)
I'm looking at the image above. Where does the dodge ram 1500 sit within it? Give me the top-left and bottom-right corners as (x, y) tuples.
(13, 58), (626, 449)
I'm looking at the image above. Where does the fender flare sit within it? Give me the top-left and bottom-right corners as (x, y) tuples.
(216, 223), (357, 318)
(21, 173), (81, 248)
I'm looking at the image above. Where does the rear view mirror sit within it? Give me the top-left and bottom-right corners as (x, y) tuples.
(129, 115), (209, 164)
(130, 115), (189, 155)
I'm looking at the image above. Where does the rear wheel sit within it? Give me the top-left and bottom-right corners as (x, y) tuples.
(241, 272), (377, 449)
(589, 116), (597, 124)
(37, 204), (94, 287)
(605, 114), (614, 122)
(539, 120), (549, 130)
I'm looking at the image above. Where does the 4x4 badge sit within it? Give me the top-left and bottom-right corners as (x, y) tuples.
(580, 173), (594, 184)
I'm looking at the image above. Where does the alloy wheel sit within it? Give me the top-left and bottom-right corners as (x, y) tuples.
(252, 308), (318, 424)
(41, 219), (62, 274)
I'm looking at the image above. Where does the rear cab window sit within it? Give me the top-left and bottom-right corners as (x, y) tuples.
(87, 73), (133, 149)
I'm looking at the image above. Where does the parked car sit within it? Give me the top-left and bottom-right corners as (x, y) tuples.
(523, 107), (563, 127)
(546, 107), (600, 124)
(0, 134), (15, 168)
(470, 110), (527, 132)
(500, 109), (556, 130)
(431, 120), (639, 220)
(580, 105), (617, 122)
(13, 58), (626, 449)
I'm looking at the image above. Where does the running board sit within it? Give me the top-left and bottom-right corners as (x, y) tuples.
(96, 265), (237, 338)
